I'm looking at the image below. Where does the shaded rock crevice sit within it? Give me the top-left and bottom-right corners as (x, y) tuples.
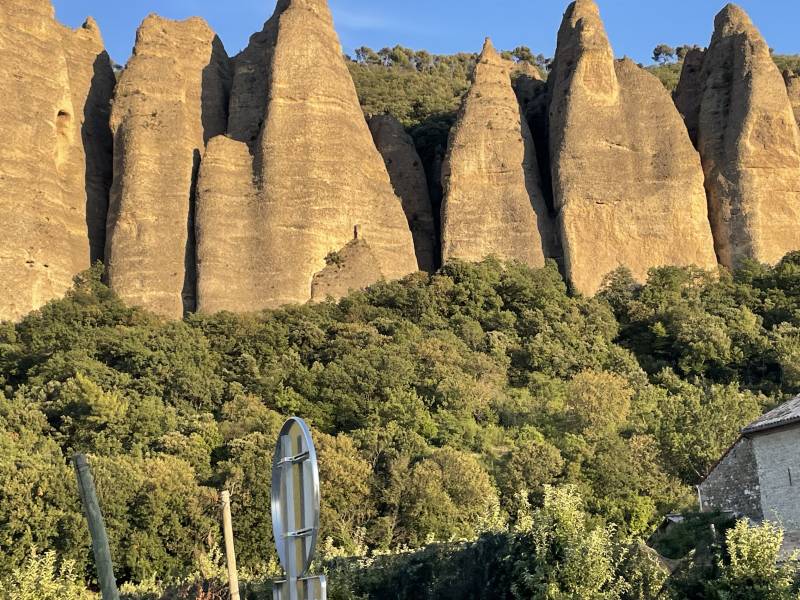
(369, 114), (438, 272)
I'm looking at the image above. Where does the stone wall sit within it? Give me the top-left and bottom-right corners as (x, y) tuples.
(752, 426), (800, 530)
(699, 437), (763, 521)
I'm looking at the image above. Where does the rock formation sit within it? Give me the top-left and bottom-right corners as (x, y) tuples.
(0, 0), (114, 322)
(195, 136), (259, 314)
(105, 15), (231, 318)
(549, 0), (717, 295)
(368, 114), (437, 272)
(784, 70), (800, 128)
(440, 39), (550, 268)
(310, 232), (384, 301)
(673, 48), (706, 145)
(683, 4), (800, 269)
(195, 0), (417, 313)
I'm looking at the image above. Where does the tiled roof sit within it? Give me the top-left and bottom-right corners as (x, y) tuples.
(743, 394), (800, 435)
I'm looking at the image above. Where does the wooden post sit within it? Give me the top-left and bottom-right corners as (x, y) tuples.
(220, 490), (241, 600)
(72, 454), (120, 600)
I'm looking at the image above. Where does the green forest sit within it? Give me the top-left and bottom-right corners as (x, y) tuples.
(2, 254), (800, 598)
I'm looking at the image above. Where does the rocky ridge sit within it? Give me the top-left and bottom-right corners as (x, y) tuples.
(2, 0), (800, 321)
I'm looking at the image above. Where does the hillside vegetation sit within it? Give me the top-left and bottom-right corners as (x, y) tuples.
(2, 255), (800, 597)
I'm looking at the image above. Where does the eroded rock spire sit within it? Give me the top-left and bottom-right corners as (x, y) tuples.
(683, 3), (800, 268)
(548, 0), (717, 295)
(440, 37), (550, 268)
(105, 15), (231, 318)
(195, 0), (417, 312)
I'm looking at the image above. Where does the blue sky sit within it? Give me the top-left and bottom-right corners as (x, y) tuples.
(52, 0), (800, 66)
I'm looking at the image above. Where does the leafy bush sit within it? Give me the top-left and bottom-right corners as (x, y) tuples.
(0, 549), (95, 600)
(2, 255), (800, 596)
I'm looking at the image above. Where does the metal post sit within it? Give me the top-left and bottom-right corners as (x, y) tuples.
(72, 454), (120, 600)
(220, 491), (241, 600)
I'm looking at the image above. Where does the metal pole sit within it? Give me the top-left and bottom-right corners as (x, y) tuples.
(72, 454), (120, 600)
(220, 491), (241, 600)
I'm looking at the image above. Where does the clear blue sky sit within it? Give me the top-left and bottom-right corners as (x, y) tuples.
(52, 0), (800, 66)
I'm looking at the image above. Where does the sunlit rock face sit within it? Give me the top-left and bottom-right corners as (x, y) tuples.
(0, 1), (115, 322)
(195, 0), (417, 313)
(441, 39), (551, 269)
(549, 0), (717, 295)
(680, 4), (800, 269)
(105, 15), (231, 318)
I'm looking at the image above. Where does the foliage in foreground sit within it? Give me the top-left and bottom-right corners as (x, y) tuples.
(2, 255), (800, 596)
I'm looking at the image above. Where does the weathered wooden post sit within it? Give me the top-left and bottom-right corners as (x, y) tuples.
(220, 490), (241, 600)
(72, 454), (120, 600)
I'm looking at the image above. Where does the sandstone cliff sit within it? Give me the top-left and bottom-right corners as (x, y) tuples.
(196, 0), (417, 312)
(441, 39), (550, 268)
(549, 0), (717, 295)
(0, 0), (114, 322)
(105, 15), (231, 318)
(369, 114), (437, 272)
(686, 4), (800, 268)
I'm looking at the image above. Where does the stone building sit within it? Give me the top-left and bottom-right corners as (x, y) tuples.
(699, 395), (800, 552)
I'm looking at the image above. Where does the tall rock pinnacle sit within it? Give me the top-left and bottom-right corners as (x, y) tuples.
(105, 15), (231, 318)
(0, 0), (114, 321)
(440, 38), (550, 268)
(369, 114), (438, 273)
(680, 4), (800, 269)
(196, 0), (417, 312)
(549, 0), (717, 295)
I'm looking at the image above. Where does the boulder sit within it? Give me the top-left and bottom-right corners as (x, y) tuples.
(549, 0), (717, 295)
(105, 15), (231, 318)
(0, 0), (114, 321)
(441, 38), (550, 268)
(369, 114), (437, 272)
(694, 4), (800, 268)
